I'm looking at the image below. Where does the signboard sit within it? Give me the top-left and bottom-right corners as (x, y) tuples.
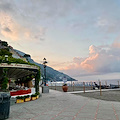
(0, 63), (39, 70)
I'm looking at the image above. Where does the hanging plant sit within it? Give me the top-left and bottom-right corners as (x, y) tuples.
(27, 76), (30, 79)
(1, 68), (8, 90)
(35, 69), (41, 93)
(2, 76), (8, 90)
(31, 74), (35, 79)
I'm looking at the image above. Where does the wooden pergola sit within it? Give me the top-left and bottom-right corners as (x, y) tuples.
(0, 63), (40, 92)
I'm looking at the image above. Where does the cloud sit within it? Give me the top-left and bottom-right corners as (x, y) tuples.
(0, 1), (47, 42)
(3, 27), (12, 32)
(0, 0), (14, 12)
(60, 42), (120, 77)
(0, 12), (18, 40)
(96, 17), (108, 27)
(0, 11), (46, 41)
(96, 15), (120, 34)
(112, 38), (120, 48)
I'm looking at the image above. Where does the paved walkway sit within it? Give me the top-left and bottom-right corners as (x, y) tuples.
(8, 89), (120, 120)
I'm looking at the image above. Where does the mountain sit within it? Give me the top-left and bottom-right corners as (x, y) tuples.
(0, 40), (77, 82)
(14, 49), (77, 82)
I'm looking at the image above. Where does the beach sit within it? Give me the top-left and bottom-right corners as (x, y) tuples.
(74, 90), (120, 102)
(49, 86), (92, 92)
(49, 86), (120, 102)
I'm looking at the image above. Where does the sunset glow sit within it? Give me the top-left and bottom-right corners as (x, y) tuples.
(0, 0), (120, 81)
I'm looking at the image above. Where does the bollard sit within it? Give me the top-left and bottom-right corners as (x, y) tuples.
(118, 81), (119, 88)
(55, 82), (56, 90)
(51, 82), (52, 89)
(99, 81), (102, 96)
(91, 81), (93, 90)
(105, 81), (107, 88)
(73, 82), (74, 91)
(83, 82), (85, 93)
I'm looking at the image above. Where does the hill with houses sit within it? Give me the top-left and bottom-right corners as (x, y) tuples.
(0, 40), (77, 82)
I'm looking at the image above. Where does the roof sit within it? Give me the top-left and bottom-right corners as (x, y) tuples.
(0, 63), (39, 79)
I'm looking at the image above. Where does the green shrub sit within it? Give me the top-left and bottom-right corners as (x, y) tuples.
(0, 49), (12, 56)
(1, 68), (8, 90)
(35, 92), (40, 95)
(31, 94), (37, 97)
(1, 41), (8, 46)
(24, 95), (30, 98)
(16, 96), (25, 99)
(1, 77), (8, 90)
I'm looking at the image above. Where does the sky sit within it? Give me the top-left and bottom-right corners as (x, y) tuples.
(0, 0), (120, 82)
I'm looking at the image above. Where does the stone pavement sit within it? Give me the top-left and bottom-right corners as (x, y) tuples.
(8, 89), (120, 120)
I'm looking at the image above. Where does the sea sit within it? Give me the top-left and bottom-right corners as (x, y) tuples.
(47, 79), (120, 86)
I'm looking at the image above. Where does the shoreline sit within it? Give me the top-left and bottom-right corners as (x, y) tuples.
(73, 90), (120, 102)
(49, 86), (120, 102)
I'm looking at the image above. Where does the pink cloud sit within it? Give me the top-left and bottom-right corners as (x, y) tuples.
(112, 40), (120, 48)
(60, 42), (120, 77)
(81, 53), (99, 71)
(0, 12), (45, 41)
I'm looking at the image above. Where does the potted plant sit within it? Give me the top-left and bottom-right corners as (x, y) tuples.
(62, 83), (68, 92)
(16, 96), (25, 103)
(35, 92), (40, 99)
(24, 95), (31, 102)
(31, 94), (37, 100)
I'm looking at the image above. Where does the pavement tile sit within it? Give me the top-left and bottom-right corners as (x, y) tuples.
(8, 119), (24, 120)
(115, 110), (120, 117)
(18, 113), (36, 119)
(7, 88), (120, 120)
(97, 109), (114, 115)
(53, 115), (73, 120)
(51, 108), (65, 111)
(64, 109), (82, 113)
(74, 117), (94, 120)
(43, 110), (61, 116)
(32, 114), (54, 120)
(76, 112), (95, 119)
(96, 113), (116, 120)
(99, 105), (113, 110)
(80, 107), (96, 113)
(58, 111), (76, 116)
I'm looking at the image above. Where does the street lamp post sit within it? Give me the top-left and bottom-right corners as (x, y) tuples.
(42, 58), (49, 93)
(43, 58), (47, 86)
